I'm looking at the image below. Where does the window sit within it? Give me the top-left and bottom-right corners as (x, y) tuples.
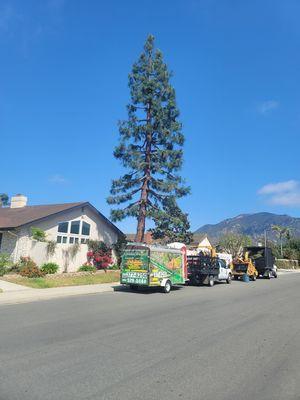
(0, 233), (3, 250)
(56, 220), (90, 245)
(58, 222), (69, 233)
(70, 220), (80, 234)
(81, 221), (90, 236)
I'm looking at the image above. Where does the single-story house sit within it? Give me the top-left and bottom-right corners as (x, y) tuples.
(0, 194), (123, 273)
(190, 234), (213, 250)
(187, 234), (213, 255)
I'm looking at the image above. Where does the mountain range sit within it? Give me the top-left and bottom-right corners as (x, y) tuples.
(195, 212), (300, 241)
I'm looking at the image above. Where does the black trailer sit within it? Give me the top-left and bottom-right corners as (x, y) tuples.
(187, 255), (231, 287)
(245, 246), (277, 279)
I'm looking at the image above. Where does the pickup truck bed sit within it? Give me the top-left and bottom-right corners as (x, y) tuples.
(187, 255), (219, 284)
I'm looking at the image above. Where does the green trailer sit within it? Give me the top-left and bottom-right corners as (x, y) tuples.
(120, 243), (187, 293)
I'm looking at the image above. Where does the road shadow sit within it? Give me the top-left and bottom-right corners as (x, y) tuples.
(112, 285), (183, 295)
(186, 281), (228, 288)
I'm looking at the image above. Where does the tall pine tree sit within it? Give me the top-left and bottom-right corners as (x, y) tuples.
(107, 35), (190, 242)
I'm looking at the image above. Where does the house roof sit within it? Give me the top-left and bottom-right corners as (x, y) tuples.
(0, 202), (123, 235)
(189, 234), (213, 247)
(126, 232), (156, 244)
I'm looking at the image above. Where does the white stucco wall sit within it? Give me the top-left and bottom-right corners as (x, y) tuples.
(1, 227), (31, 263)
(1, 231), (18, 257)
(32, 205), (119, 245)
(1, 205), (120, 271)
(29, 241), (89, 273)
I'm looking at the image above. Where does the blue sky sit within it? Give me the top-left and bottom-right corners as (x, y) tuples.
(1, 0), (300, 232)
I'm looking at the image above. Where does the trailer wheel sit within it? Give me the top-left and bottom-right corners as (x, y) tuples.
(226, 274), (232, 284)
(208, 276), (214, 287)
(163, 280), (172, 294)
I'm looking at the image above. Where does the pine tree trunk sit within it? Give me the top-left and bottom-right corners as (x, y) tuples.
(135, 105), (152, 243)
(135, 184), (147, 242)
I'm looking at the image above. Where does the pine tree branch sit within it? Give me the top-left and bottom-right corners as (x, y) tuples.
(148, 189), (167, 201)
(146, 199), (160, 211)
(123, 199), (141, 211)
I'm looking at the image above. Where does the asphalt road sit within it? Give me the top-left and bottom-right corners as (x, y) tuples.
(1, 273), (299, 400)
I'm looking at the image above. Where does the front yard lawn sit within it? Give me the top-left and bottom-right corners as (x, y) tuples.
(2, 271), (120, 289)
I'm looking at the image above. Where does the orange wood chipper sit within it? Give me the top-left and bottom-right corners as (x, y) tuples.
(232, 252), (258, 281)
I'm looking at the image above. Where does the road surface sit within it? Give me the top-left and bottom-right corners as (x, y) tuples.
(1, 273), (299, 400)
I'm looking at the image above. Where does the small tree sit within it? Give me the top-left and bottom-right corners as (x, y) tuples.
(217, 233), (252, 258)
(87, 240), (113, 271)
(107, 35), (190, 242)
(271, 225), (292, 257)
(283, 237), (300, 261)
(150, 197), (192, 244)
(0, 194), (9, 207)
(31, 227), (46, 242)
(112, 234), (127, 267)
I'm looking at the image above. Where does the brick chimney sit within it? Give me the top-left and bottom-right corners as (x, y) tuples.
(10, 194), (28, 208)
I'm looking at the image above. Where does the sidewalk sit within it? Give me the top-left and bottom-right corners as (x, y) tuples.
(278, 269), (300, 274)
(0, 281), (119, 306)
(0, 280), (31, 292)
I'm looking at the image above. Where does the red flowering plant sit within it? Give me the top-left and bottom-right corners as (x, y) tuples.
(86, 240), (113, 272)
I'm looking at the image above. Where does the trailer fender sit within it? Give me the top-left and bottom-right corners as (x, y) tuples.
(160, 278), (170, 287)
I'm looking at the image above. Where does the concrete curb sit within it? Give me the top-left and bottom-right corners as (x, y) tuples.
(278, 269), (300, 273)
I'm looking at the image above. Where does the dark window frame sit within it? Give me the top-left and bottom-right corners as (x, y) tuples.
(58, 221), (69, 234)
(70, 220), (80, 235)
(81, 221), (91, 236)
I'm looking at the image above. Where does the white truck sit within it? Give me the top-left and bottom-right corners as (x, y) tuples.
(187, 255), (232, 287)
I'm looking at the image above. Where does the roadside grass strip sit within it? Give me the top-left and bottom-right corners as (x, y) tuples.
(2, 271), (120, 289)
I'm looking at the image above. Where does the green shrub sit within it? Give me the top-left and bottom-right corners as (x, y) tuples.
(276, 259), (299, 269)
(40, 262), (59, 274)
(78, 264), (97, 273)
(0, 253), (13, 276)
(107, 264), (119, 270)
(31, 227), (46, 242)
(8, 263), (21, 274)
(18, 257), (45, 278)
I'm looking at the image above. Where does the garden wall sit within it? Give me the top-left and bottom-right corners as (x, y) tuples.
(29, 240), (89, 273)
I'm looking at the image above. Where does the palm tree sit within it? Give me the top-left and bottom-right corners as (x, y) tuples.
(271, 225), (292, 257)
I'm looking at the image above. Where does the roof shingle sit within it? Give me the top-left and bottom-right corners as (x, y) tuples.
(0, 202), (86, 229)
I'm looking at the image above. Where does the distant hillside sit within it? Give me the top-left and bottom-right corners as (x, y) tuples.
(195, 212), (300, 241)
